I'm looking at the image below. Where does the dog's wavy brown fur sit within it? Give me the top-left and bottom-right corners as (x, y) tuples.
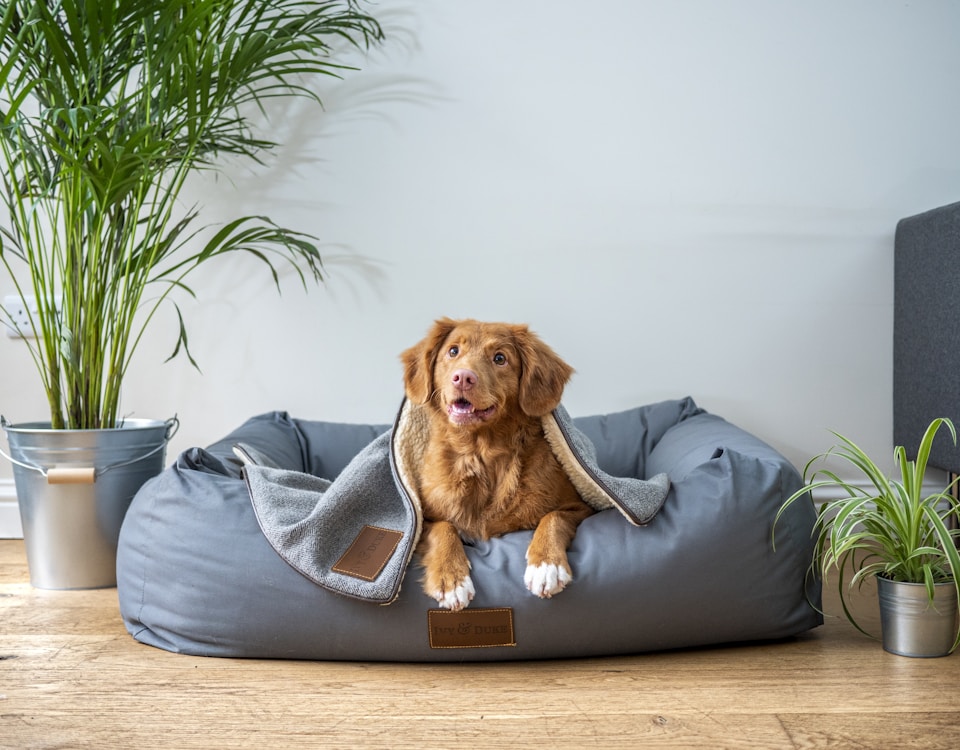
(401, 317), (594, 610)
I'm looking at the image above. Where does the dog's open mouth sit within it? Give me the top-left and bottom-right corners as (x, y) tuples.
(447, 397), (496, 425)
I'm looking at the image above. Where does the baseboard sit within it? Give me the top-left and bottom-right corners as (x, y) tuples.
(809, 478), (950, 506)
(0, 479), (23, 538)
(0, 477), (950, 542)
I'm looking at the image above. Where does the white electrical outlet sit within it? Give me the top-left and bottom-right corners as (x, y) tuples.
(3, 294), (38, 339)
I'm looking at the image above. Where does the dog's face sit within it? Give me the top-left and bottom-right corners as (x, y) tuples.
(401, 318), (574, 426)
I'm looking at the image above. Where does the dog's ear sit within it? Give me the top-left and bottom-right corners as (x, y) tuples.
(401, 317), (458, 404)
(513, 326), (574, 417)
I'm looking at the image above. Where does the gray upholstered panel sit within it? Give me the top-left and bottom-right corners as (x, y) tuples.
(894, 201), (960, 472)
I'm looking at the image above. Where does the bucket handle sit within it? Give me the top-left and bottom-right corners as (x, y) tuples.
(0, 416), (179, 484)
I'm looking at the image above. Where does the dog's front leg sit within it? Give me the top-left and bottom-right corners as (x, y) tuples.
(418, 520), (475, 611)
(524, 506), (593, 598)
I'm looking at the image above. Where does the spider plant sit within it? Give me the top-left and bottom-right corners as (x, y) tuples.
(0, 0), (383, 430)
(776, 417), (960, 649)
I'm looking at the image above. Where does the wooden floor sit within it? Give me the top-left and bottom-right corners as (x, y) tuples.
(2, 540), (959, 750)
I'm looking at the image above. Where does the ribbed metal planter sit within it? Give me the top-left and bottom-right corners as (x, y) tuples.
(877, 575), (959, 658)
(1, 417), (177, 590)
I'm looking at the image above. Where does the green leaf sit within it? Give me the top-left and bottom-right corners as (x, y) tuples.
(774, 417), (960, 651)
(0, 0), (382, 428)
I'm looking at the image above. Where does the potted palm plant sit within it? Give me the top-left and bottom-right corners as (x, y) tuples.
(776, 417), (960, 657)
(0, 0), (382, 588)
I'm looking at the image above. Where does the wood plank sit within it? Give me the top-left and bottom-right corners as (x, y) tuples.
(2, 540), (960, 749)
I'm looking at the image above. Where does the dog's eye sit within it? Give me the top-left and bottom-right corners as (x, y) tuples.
(448, 346), (459, 358)
(493, 352), (507, 366)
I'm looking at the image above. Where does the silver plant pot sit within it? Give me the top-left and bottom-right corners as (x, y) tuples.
(877, 575), (959, 658)
(1, 417), (177, 589)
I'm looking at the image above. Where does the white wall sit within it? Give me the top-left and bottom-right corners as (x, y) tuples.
(3, 1), (960, 508)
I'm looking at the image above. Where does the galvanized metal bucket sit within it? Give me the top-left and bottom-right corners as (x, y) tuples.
(1, 416), (178, 589)
(877, 575), (959, 658)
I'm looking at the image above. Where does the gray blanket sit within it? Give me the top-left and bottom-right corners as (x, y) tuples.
(243, 399), (670, 604)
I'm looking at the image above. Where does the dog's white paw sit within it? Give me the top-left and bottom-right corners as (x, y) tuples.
(433, 575), (475, 611)
(524, 562), (571, 598)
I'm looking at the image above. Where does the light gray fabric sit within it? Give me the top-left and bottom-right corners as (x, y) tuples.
(244, 430), (412, 603)
(116, 397), (823, 662)
(547, 405), (670, 525)
(244, 398), (670, 604)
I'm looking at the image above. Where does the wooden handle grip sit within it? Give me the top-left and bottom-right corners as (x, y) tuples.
(46, 467), (96, 485)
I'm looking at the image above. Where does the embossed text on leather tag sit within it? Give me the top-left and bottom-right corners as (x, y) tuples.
(332, 525), (403, 581)
(428, 608), (516, 649)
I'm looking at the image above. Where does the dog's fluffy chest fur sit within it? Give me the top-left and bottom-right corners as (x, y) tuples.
(418, 414), (580, 540)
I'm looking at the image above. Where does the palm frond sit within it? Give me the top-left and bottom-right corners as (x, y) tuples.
(0, 0), (383, 428)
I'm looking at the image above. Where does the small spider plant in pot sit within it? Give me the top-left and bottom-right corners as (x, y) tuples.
(0, 0), (383, 588)
(776, 417), (960, 657)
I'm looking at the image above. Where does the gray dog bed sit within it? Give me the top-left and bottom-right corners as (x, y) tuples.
(117, 396), (822, 661)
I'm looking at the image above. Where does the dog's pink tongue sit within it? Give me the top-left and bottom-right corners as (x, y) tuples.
(450, 399), (475, 415)
(448, 399), (495, 424)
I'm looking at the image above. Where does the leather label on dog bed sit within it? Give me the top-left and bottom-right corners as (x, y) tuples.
(332, 525), (404, 581)
(428, 608), (516, 649)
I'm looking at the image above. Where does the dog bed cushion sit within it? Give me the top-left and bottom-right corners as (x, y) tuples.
(117, 396), (822, 661)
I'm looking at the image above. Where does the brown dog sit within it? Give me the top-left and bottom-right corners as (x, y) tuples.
(400, 317), (594, 610)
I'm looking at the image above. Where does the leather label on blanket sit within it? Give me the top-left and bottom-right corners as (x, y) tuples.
(428, 608), (516, 649)
(332, 525), (403, 581)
